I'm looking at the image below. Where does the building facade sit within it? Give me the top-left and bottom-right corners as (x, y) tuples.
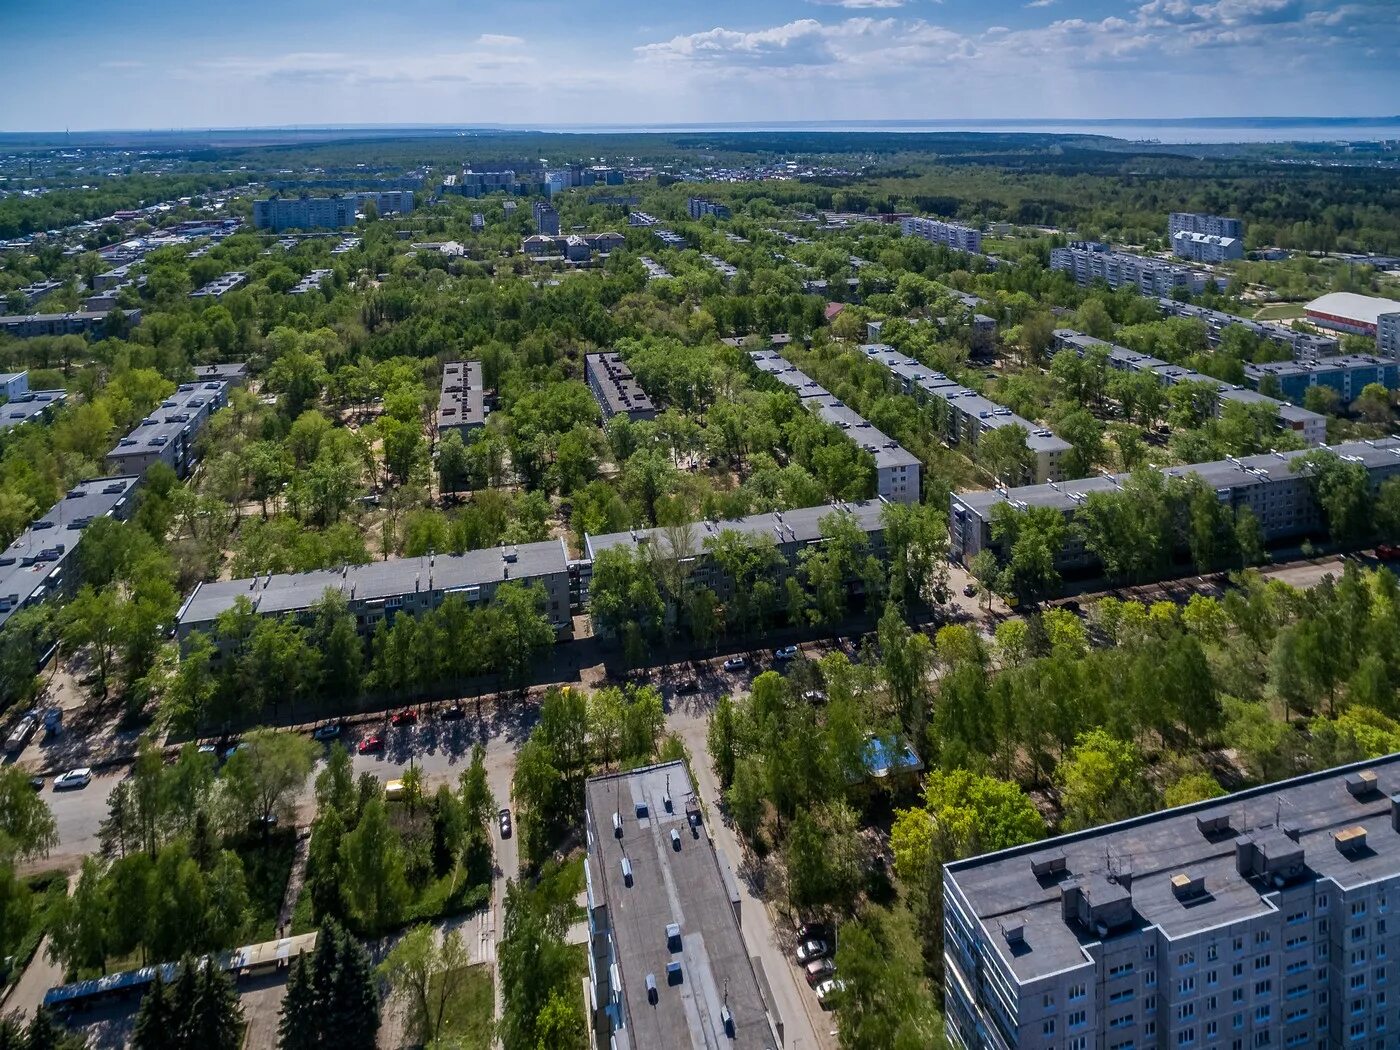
(0, 310), (139, 339)
(354, 190), (414, 215)
(1169, 211), (1245, 241)
(687, 197), (731, 220)
(1156, 299), (1339, 362)
(1305, 293), (1400, 341)
(585, 352), (657, 422)
(251, 195), (357, 232)
(533, 201), (560, 236)
(945, 754), (1400, 1050)
(1051, 243), (1214, 297)
(1245, 356), (1400, 405)
(584, 760), (783, 1050)
(900, 216), (983, 254)
(1171, 231), (1244, 263)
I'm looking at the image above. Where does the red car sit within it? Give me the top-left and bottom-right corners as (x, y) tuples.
(358, 735), (385, 754)
(389, 710), (418, 727)
(1377, 543), (1399, 561)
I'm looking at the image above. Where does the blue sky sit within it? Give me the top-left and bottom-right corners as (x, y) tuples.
(1, 0), (1395, 130)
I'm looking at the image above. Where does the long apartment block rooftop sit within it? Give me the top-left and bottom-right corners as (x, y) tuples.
(105, 379), (229, 473)
(585, 352), (657, 422)
(0, 389), (66, 432)
(584, 760), (781, 1050)
(437, 361), (487, 434)
(947, 753), (1400, 987)
(0, 476), (141, 631)
(190, 272), (247, 298)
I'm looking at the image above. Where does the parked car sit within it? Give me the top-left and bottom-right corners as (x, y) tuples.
(358, 735), (385, 755)
(389, 710), (418, 727)
(815, 978), (846, 1008)
(1378, 543), (1399, 561)
(53, 768), (92, 791)
(28, 775), (44, 791)
(804, 958), (836, 986)
(4, 715), (37, 755)
(439, 703), (466, 722)
(722, 656), (747, 672)
(774, 645), (799, 662)
(801, 689), (827, 704)
(795, 938), (830, 964)
(197, 743), (217, 756)
(962, 583), (978, 597)
(674, 677), (699, 695)
(42, 708), (62, 736)
(499, 808), (513, 838)
(312, 722), (342, 741)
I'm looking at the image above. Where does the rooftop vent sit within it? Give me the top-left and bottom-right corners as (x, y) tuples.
(1002, 922), (1025, 945)
(1335, 826), (1368, 856)
(1347, 770), (1379, 797)
(1197, 814), (1232, 838)
(1171, 872), (1206, 901)
(1031, 853), (1068, 879)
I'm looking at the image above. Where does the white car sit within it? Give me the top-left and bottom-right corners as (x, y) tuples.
(53, 768), (92, 790)
(815, 977), (846, 1008)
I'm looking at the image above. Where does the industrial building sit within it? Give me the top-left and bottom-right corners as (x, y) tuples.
(105, 378), (229, 479)
(945, 753), (1400, 1050)
(948, 436), (1400, 572)
(1305, 292), (1400, 344)
(860, 344), (1070, 484)
(0, 476), (141, 632)
(0, 310), (139, 339)
(749, 351), (920, 502)
(1155, 298), (1339, 361)
(900, 216), (983, 254)
(251, 195), (357, 232)
(584, 760), (783, 1050)
(585, 352), (657, 422)
(437, 361), (487, 438)
(174, 539), (573, 650)
(1050, 243), (1216, 297)
(1050, 329), (1327, 446)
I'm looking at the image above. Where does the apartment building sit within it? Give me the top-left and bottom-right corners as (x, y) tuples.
(583, 760), (783, 1050)
(639, 257), (671, 281)
(533, 201), (560, 236)
(174, 539), (573, 650)
(289, 269), (334, 296)
(354, 190), (414, 215)
(0, 476), (140, 631)
(584, 352), (657, 422)
(860, 344), (1069, 484)
(191, 363), (248, 389)
(0, 388), (67, 435)
(1381, 314), (1400, 360)
(1172, 231), (1244, 263)
(900, 216), (983, 254)
(105, 377), (229, 479)
(437, 361), (487, 439)
(0, 371), (28, 402)
(948, 436), (1400, 571)
(749, 351), (921, 502)
(250, 195), (357, 232)
(453, 170), (518, 197)
(701, 253), (738, 280)
(1050, 243), (1215, 297)
(1155, 299), (1339, 361)
(687, 197), (731, 220)
(584, 498), (887, 612)
(1245, 356), (1400, 405)
(1050, 329), (1327, 446)
(0, 310), (139, 339)
(190, 272), (247, 299)
(945, 753), (1400, 1050)
(1169, 211), (1245, 241)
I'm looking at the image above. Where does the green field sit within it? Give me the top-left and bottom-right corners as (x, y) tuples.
(1252, 303), (1307, 321)
(428, 964), (494, 1050)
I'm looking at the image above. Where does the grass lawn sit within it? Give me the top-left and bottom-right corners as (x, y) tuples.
(428, 964), (494, 1050)
(0, 871), (68, 988)
(1253, 303), (1307, 320)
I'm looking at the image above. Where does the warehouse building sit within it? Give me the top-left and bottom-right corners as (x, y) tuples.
(946, 753), (1400, 1050)
(1305, 292), (1400, 342)
(584, 760), (783, 1050)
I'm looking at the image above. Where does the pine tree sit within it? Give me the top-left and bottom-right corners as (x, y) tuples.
(167, 955), (201, 1045)
(276, 922), (380, 1050)
(330, 922), (381, 1050)
(22, 1007), (67, 1050)
(191, 959), (243, 1050)
(131, 972), (176, 1050)
(277, 953), (316, 1050)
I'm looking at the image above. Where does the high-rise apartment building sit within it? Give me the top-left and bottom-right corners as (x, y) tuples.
(900, 216), (983, 254)
(1169, 211), (1245, 241)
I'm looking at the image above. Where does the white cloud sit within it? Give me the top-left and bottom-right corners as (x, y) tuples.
(807, 0), (911, 8)
(476, 34), (525, 47)
(1024, 0), (1056, 7)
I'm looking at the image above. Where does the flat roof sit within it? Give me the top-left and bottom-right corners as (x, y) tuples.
(0, 389), (66, 431)
(438, 361), (486, 429)
(1306, 292), (1400, 325)
(1245, 354), (1399, 381)
(809, 396), (920, 470)
(0, 476), (141, 631)
(107, 380), (226, 463)
(585, 761), (777, 1050)
(947, 753), (1400, 986)
(586, 498), (887, 562)
(585, 352), (656, 416)
(176, 538), (568, 629)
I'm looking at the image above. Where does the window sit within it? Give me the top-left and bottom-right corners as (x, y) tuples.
(1208, 944), (1219, 961)
(1044, 993), (1055, 1009)
(1069, 1010), (1086, 1028)
(1180, 951), (1197, 968)
(1353, 901), (1368, 917)
(1069, 983), (1087, 1001)
(1179, 977), (1196, 995)
(1043, 1020), (1056, 1036)
(1178, 1003), (1196, 1021)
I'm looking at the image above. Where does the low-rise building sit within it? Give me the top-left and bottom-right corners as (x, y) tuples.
(174, 539), (573, 649)
(701, 253), (738, 280)
(1245, 355), (1400, 405)
(0, 310), (139, 339)
(749, 351), (921, 502)
(105, 377), (228, 479)
(639, 256), (671, 281)
(191, 362), (248, 389)
(289, 269), (334, 296)
(438, 361), (487, 438)
(948, 436), (1400, 571)
(1305, 292), (1400, 341)
(583, 760), (783, 1050)
(190, 272), (247, 299)
(860, 344), (1070, 484)
(945, 753), (1400, 1050)
(0, 371), (28, 402)
(900, 216), (983, 254)
(0, 476), (141, 632)
(1051, 242), (1215, 297)
(0, 389), (67, 435)
(585, 352), (657, 422)
(1156, 298), (1339, 361)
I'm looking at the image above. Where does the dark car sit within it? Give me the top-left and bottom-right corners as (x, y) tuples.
(439, 703), (466, 722)
(28, 775), (44, 791)
(499, 808), (513, 838)
(312, 723), (342, 742)
(674, 677), (699, 695)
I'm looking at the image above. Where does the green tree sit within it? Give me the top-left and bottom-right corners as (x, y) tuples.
(221, 728), (317, 836)
(339, 796), (409, 934)
(1057, 729), (1156, 831)
(378, 923), (473, 1047)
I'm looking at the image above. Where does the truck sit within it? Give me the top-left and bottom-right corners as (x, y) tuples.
(5, 715), (37, 755)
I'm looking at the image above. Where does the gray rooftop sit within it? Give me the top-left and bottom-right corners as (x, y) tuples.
(585, 353), (656, 417)
(0, 389), (66, 432)
(106, 380), (228, 464)
(176, 538), (569, 630)
(0, 476), (141, 631)
(189, 272), (247, 298)
(438, 361), (486, 430)
(585, 761), (779, 1050)
(948, 753), (1400, 986)
(585, 498), (887, 562)
(809, 395), (921, 470)
(1245, 354), (1398, 381)
(191, 363), (248, 385)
